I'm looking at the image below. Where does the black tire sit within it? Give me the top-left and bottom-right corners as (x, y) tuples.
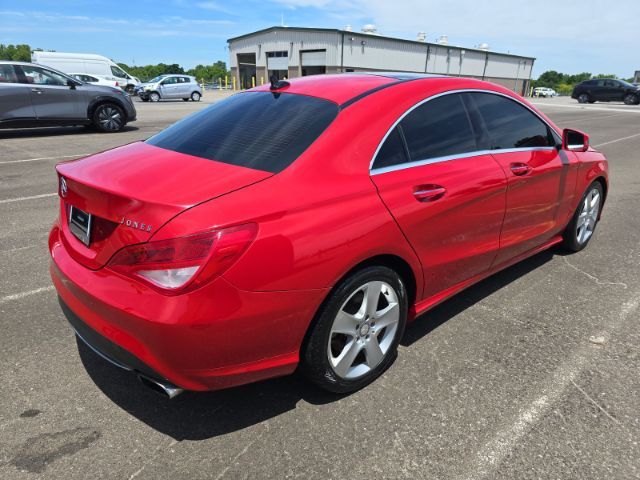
(301, 265), (408, 393)
(562, 181), (603, 252)
(577, 93), (590, 104)
(92, 103), (125, 133)
(191, 91), (201, 102)
(623, 93), (638, 105)
(149, 92), (161, 102)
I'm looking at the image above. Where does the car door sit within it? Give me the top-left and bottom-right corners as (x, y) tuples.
(466, 92), (579, 266)
(0, 63), (35, 123)
(17, 65), (83, 120)
(370, 92), (508, 299)
(178, 77), (190, 97)
(159, 77), (178, 98)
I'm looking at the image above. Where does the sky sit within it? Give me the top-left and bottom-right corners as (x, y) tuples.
(1, 0), (637, 79)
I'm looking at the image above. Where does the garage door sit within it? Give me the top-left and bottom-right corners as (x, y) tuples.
(301, 50), (326, 66)
(267, 56), (288, 71)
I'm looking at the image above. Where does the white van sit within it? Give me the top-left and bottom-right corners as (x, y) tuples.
(31, 51), (140, 93)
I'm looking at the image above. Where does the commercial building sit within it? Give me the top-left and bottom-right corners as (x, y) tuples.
(228, 26), (535, 94)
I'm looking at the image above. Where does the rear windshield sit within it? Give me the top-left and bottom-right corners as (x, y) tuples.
(146, 92), (339, 173)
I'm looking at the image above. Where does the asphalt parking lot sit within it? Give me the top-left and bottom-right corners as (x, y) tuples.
(1, 92), (639, 480)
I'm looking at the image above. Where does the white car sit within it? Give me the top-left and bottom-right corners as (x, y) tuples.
(69, 73), (122, 89)
(534, 87), (558, 98)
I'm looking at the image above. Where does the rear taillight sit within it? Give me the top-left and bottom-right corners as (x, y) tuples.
(107, 223), (257, 294)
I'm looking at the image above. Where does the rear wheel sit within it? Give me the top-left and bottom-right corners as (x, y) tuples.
(92, 104), (125, 133)
(191, 91), (201, 102)
(301, 266), (407, 393)
(149, 92), (161, 102)
(562, 182), (603, 252)
(577, 93), (590, 104)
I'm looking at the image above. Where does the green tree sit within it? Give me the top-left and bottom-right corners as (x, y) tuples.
(0, 43), (33, 61)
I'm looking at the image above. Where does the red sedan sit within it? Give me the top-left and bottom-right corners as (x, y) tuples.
(49, 73), (608, 397)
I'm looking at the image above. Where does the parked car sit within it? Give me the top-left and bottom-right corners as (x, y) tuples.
(533, 87), (558, 97)
(571, 78), (640, 105)
(135, 75), (202, 102)
(69, 73), (121, 89)
(50, 73), (608, 397)
(31, 51), (141, 94)
(0, 61), (136, 132)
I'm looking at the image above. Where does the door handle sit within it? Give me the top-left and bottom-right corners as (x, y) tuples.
(31, 88), (43, 94)
(510, 163), (532, 176)
(413, 185), (447, 202)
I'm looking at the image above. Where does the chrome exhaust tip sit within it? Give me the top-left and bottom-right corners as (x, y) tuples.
(137, 374), (184, 399)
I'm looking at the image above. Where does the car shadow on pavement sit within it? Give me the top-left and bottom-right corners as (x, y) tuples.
(77, 248), (558, 441)
(402, 248), (556, 346)
(0, 125), (139, 139)
(77, 338), (343, 441)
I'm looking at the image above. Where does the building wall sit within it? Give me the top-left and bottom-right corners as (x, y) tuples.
(229, 29), (534, 93)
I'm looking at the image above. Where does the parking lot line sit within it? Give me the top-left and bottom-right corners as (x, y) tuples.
(459, 295), (640, 480)
(594, 132), (640, 148)
(0, 286), (55, 305)
(530, 102), (640, 114)
(0, 193), (57, 204)
(0, 153), (91, 165)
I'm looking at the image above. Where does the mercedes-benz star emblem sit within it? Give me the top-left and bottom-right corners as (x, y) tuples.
(60, 177), (68, 197)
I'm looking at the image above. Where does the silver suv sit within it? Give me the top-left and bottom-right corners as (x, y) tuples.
(0, 61), (136, 133)
(135, 74), (202, 102)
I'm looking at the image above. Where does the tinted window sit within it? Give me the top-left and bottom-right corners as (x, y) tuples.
(470, 93), (553, 149)
(147, 92), (339, 173)
(0, 64), (19, 83)
(19, 65), (68, 86)
(583, 80), (596, 86)
(400, 93), (477, 161)
(373, 127), (408, 170)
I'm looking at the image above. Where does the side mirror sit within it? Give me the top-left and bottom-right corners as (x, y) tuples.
(67, 79), (78, 89)
(562, 128), (589, 152)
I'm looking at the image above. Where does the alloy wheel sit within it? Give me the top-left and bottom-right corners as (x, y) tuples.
(97, 106), (123, 132)
(578, 94), (589, 104)
(328, 281), (400, 379)
(576, 187), (600, 245)
(150, 92), (160, 102)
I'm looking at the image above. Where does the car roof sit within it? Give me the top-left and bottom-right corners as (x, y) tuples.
(249, 73), (450, 105)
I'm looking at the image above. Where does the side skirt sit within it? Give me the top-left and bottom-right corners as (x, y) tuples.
(409, 235), (563, 321)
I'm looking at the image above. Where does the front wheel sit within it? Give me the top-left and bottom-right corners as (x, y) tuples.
(624, 93), (639, 105)
(149, 92), (161, 102)
(562, 182), (603, 252)
(191, 91), (201, 102)
(92, 104), (125, 133)
(301, 266), (408, 393)
(577, 93), (590, 104)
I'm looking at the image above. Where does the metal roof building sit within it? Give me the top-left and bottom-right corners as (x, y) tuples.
(227, 26), (535, 94)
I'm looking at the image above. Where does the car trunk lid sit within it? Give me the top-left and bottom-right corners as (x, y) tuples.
(56, 142), (272, 269)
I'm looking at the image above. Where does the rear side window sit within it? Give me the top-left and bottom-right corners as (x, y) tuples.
(373, 127), (408, 170)
(469, 93), (553, 149)
(147, 92), (339, 173)
(400, 93), (477, 162)
(0, 64), (19, 83)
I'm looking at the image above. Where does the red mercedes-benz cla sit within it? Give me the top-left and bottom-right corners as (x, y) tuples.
(50, 73), (608, 397)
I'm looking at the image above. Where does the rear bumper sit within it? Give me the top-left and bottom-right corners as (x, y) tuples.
(49, 224), (327, 391)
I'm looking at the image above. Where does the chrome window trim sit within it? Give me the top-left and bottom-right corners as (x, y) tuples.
(369, 88), (561, 175)
(371, 147), (556, 175)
